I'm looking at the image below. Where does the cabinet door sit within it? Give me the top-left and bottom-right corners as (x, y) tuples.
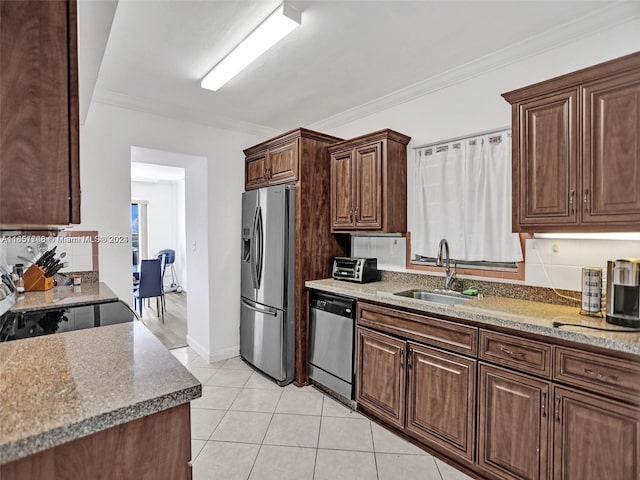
(268, 139), (299, 185)
(582, 71), (640, 225)
(245, 151), (268, 190)
(406, 343), (476, 462)
(331, 150), (355, 230)
(478, 363), (550, 480)
(356, 326), (405, 429)
(553, 386), (640, 480)
(0, 0), (78, 226)
(354, 142), (382, 229)
(516, 90), (578, 227)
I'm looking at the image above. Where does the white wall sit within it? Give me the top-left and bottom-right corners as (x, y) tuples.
(334, 19), (640, 292)
(132, 178), (186, 289)
(77, 102), (264, 361)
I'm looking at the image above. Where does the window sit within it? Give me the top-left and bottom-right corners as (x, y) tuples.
(411, 130), (523, 273)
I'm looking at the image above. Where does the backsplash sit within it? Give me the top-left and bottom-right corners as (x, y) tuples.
(352, 236), (640, 292)
(0, 232), (98, 274)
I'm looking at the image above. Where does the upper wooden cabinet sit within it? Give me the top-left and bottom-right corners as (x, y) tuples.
(0, 0), (80, 228)
(243, 129), (341, 190)
(503, 52), (640, 232)
(329, 129), (410, 233)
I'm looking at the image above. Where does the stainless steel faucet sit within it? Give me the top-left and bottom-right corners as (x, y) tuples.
(436, 238), (456, 291)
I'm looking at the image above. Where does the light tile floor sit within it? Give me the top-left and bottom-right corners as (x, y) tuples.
(171, 347), (474, 480)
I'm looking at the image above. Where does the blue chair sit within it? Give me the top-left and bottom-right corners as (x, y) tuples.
(133, 259), (164, 322)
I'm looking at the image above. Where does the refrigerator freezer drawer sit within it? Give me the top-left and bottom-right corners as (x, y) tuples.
(240, 298), (287, 383)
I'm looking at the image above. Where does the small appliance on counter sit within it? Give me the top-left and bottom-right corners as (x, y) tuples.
(581, 266), (603, 316)
(332, 257), (378, 283)
(0, 265), (17, 318)
(606, 258), (640, 327)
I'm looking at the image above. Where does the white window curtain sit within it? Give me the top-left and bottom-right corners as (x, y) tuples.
(413, 131), (523, 263)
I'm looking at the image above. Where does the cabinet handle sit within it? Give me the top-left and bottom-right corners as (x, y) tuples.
(354, 206), (359, 220)
(555, 396), (561, 423)
(569, 190), (575, 214)
(500, 347), (526, 360)
(349, 207), (354, 223)
(266, 167), (271, 179)
(583, 368), (619, 383)
(583, 189), (589, 213)
(400, 350), (404, 369)
(541, 392), (547, 418)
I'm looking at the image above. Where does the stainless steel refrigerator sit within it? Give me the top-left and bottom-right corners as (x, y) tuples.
(240, 184), (295, 385)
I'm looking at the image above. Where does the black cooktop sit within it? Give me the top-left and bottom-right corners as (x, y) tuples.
(0, 300), (137, 342)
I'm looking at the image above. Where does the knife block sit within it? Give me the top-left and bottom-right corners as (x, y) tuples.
(23, 264), (54, 292)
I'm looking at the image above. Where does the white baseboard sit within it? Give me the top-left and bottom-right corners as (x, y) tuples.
(209, 346), (240, 363)
(186, 335), (209, 360)
(185, 336), (239, 364)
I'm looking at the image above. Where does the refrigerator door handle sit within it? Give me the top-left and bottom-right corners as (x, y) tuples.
(255, 205), (264, 290)
(241, 298), (278, 317)
(251, 206), (259, 289)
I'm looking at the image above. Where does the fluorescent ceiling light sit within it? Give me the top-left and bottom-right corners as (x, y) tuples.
(201, 3), (301, 92)
(533, 232), (640, 240)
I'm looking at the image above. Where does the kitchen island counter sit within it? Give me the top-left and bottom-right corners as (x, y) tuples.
(306, 278), (640, 356)
(0, 321), (201, 466)
(10, 282), (119, 313)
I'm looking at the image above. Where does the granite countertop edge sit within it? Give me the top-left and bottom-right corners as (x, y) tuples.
(0, 384), (202, 465)
(10, 282), (119, 313)
(306, 279), (640, 356)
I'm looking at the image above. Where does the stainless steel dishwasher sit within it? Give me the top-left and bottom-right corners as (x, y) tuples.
(308, 291), (356, 400)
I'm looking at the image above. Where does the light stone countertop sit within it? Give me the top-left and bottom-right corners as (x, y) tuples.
(0, 321), (201, 464)
(10, 282), (119, 313)
(306, 279), (640, 356)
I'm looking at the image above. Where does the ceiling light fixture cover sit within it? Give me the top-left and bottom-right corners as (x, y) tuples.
(201, 3), (301, 92)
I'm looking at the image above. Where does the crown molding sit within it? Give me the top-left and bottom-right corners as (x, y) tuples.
(91, 88), (280, 138)
(309, 3), (640, 132)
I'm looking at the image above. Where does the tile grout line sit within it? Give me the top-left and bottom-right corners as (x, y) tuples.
(370, 421), (380, 480)
(312, 395), (325, 480)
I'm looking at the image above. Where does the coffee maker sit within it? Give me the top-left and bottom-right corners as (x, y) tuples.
(606, 259), (640, 327)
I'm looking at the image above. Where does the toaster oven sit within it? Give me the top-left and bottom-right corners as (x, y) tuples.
(332, 257), (378, 283)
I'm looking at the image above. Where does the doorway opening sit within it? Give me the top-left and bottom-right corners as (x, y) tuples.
(129, 146), (209, 357)
(131, 161), (187, 349)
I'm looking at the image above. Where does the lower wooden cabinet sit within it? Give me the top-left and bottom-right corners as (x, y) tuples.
(356, 326), (406, 429)
(553, 386), (640, 480)
(355, 304), (639, 480)
(406, 343), (476, 462)
(356, 325), (477, 463)
(477, 363), (550, 480)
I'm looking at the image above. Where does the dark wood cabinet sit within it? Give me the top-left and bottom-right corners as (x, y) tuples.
(503, 52), (640, 232)
(406, 343), (476, 463)
(553, 386), (640, 480)
(354, 303), (639, 480)
(0, 0), (80, 228)
(356, 326), (406, 429)
(582, 71), (640, 225)
(356, 303), (477, 464)
(516, 89), (578, 227)
(478, 363), (550, 480)
(244, 139), (298, 189)
(243, 128), (348, 386)
(329, 129), (410, 233)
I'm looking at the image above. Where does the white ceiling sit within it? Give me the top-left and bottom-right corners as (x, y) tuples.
(89, 0), (638, 134)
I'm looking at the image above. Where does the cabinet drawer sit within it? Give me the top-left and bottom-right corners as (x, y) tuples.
(357, 303), (477, 356)
(479, 330), (552, 378)
(554, 347), (640, 404)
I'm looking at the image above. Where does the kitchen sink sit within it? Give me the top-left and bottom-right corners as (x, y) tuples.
(393, 290), (471, 305)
